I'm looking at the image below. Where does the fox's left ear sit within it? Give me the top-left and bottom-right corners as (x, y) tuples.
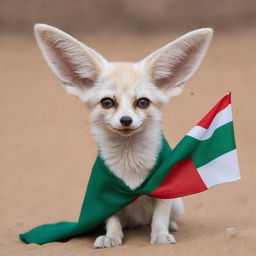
(142, 28), (213, 98)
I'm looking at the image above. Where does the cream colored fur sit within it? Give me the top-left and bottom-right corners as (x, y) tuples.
(33, 24), (213, 248)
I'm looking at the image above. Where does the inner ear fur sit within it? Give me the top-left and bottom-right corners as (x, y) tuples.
(143, 28), (213, 97)
(34, 24), (107, 90)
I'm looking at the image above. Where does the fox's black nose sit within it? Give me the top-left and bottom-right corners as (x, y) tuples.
(120, 116), (133, 127)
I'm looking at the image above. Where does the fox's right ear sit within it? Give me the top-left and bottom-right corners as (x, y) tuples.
(34, 24), (107, 96)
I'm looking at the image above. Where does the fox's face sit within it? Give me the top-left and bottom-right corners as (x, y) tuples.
(34, 24), (213, 137)
(84, 62), (167, 136)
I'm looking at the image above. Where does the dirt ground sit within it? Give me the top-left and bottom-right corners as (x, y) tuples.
(1, 30), (256, 256)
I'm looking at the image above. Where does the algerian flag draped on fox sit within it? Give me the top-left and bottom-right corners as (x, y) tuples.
(20, 92), (240, 245)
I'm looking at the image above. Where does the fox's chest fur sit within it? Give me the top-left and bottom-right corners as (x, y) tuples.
(93, 126), (162, 190)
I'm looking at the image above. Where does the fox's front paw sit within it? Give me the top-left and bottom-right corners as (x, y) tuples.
(93, 235), (122, 248)
(150, 233), (176, 244)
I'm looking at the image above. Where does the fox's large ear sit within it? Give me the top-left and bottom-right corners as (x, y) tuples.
(142, 28), (213, 98)
(34, 24), (107, 96)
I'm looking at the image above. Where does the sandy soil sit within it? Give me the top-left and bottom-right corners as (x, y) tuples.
(1, 31), (256, 256)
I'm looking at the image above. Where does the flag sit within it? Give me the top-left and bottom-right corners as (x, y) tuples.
(20, 92), (240, 245)
(149, 92), (240, 198)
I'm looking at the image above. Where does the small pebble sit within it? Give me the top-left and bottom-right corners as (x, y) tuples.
(226, 227), (238, 237)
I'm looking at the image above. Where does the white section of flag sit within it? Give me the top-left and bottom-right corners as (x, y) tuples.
(197, 149), (241, 189)
(187, 104), (232, 141)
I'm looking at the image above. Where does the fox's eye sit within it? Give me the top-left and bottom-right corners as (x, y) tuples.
(101, 98), (115, 108)
(136, 98), (150, 109)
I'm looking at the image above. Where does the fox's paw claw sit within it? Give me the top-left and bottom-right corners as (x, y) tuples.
(93, 235), (122, 248)
(151, 233), (176, 244)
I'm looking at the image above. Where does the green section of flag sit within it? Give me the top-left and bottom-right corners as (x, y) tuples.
(20, 137), (171, 244)
(191, 122), (236, 168)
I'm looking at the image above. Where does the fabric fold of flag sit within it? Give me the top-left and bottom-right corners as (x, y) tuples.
(20, 92), (240, 245)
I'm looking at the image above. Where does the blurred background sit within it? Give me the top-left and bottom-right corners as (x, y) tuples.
(1, 0), (256, 34)
(1, 1), (256, 256)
